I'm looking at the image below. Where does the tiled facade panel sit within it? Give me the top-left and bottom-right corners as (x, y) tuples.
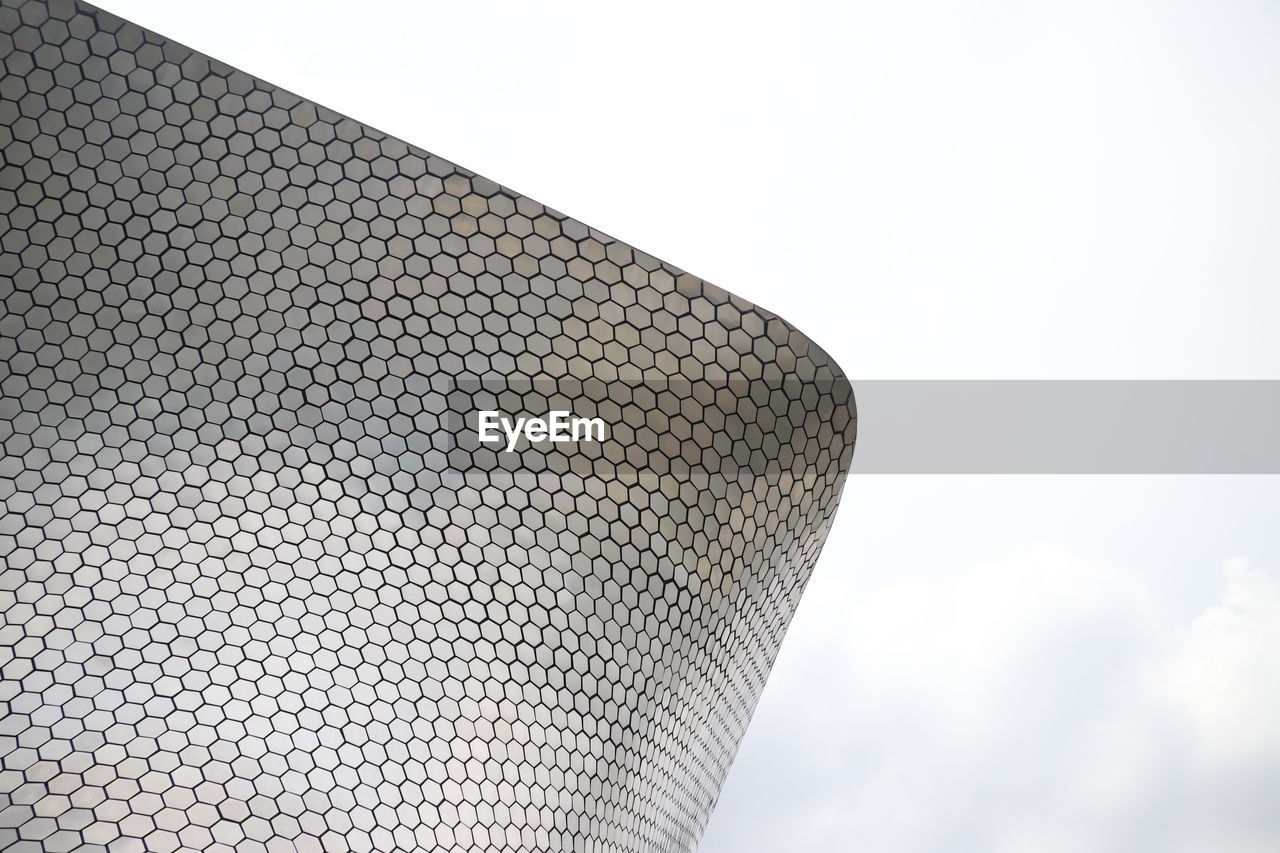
(0, 1), (857, 850)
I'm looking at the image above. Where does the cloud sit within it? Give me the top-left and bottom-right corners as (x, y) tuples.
(1159, 558), (1280, 763)
(702, 549), (1280, 853)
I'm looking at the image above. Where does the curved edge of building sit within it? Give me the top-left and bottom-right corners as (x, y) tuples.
(0, 1), (856, 851)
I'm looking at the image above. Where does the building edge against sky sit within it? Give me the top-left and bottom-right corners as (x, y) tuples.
(0, 1), (856, 851)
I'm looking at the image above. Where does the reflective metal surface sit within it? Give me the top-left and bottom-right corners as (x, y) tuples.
(0, 2), (856, 849)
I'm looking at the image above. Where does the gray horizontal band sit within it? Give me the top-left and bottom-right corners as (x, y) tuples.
(852, 380), (1280, 474)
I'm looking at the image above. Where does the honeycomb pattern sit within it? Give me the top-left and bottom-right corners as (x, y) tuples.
(0, 1), (857, 850)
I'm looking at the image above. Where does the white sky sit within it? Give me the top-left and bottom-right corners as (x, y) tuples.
(704, 478), (1280, 852)
(98, 1), (1280, 849)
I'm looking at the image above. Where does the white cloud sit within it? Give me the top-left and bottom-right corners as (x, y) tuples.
(702, 548), (1280, 853)
(1158, 558), (1280, 765)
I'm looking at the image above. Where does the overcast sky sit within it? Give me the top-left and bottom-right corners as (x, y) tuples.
(98, 1), (1280, 850)
(702, 478), (1280, 852)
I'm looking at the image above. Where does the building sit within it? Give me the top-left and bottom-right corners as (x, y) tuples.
(0, 2), (857, 849)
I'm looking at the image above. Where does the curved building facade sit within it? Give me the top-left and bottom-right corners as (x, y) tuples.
(0, 2), (857, 850)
